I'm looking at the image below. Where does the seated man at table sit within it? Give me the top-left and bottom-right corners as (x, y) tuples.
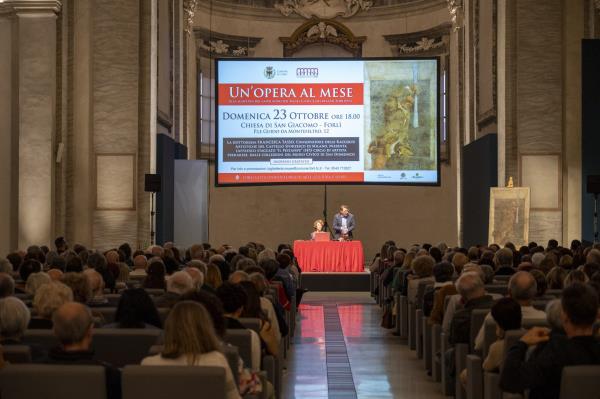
(332, 205), (355, 241)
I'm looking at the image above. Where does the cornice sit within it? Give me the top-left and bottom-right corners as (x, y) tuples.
(0, 0), (62, 15)
(195, 0), (446, 22)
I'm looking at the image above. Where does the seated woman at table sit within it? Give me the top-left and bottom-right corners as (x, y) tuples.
(310, 219), (325, 240)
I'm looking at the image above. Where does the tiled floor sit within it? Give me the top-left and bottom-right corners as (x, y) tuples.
(282, 292), (446, 399)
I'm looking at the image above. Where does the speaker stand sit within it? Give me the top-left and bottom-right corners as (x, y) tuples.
(594, 193), (599, 244)
(150, 192), (156, 246)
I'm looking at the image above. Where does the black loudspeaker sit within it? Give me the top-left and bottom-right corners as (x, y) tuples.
(587, 175), (600, 194)
(145, 174), (161, 193)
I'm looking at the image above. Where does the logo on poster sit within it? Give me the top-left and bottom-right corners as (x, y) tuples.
(264, 66), (275, 79)
(296, 67), (318, 78)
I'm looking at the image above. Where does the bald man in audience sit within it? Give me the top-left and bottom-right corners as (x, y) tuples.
(229, 270), (250, 284)
(154, 271), (193, 308)
(46, 302), (121, 399)
(130, 255), (148, 277)
(473, 271), (546, 350)
(83, 269), (109, 307)
(47, 268), (64, 282)
(0, 273), (15, 298)
(448, 272), (494, 344)
(187, 259), (208, 276)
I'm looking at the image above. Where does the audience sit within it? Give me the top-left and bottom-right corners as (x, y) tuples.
(448, 272), (494, 345)
(154, 271), (193, 307)
(30, 281), (74, 329)
(474, 271), (546, 350)
(0, 273), (15, 298)
(141, 301), (241, 399)
(0, 297), (47, 361)
(406, 255), (435, 303)
(239, 281), (280, 356)
(494, 248), (515, 276)
(46, 302), (121, 399)
(83, 269), (109, 306)
(104, 288), (162, 329)
(500, 283), (600, 399)
(216, 282), (262, 371)
(206, 264), (224, 290)
(143, 259), (167, 290)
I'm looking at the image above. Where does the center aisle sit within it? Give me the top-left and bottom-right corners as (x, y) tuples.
(282, 292), (446, 399)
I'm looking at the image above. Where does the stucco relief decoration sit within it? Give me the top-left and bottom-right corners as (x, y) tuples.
(194, 28), (262, 58)
(276, 0), (372, 19)
(447, 0), (463, 31)
(307, 22), (338, 39)
(183, 0), (199, 35)
(398, 37), (444, 54)
(280, 19), (366, 57)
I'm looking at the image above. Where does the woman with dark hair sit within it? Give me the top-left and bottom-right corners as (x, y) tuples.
(143, 260), (166, 290)
(239, 281), (279, 357)
(104, 288), (162, 329)
(118, 243), (133, 267)
(180, 290), (226, 337)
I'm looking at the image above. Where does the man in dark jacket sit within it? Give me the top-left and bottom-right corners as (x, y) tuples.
(46, 302), (121, 399)
(449, 271), (495, 344)
(500, 282), (600, 399)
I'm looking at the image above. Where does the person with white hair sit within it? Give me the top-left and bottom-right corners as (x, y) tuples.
(184, 267), (204, 291)
(25, 272), (51, 296)
(0, 297), (47, 361)
(473, 271), (546, 350)
(0, 259), (12, 274)
(154, 271), (193, 308)
(29, 281), (74, 329)
(0, 273), (15, 298)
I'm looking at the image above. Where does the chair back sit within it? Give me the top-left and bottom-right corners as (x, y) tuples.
(492, 275), (512, 283)
(104, 294), (121, 307)
(238, 317), (261, 334)
(158, 307), (170, 324)
(546, 289), (562, 297)
(224, 329), (253, 369)
(482, 318), (497, 359)
(94, 307), (117, 324)
(122, 365), (226, 399)
(144, 288), (165, 296)
(147, 344), (240, 387)
(91, 328), (162, 367)
(2, 345), (32, 364)
(23, 329), (59, 351)
(470, 309), (490, 353)
(416, 280), (434, 310)
(0, 364), (107, 399)
(559, 365), (600, 399)
(484, 285), (507, 296)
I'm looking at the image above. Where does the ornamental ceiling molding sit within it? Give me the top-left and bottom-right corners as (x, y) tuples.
(447, 0), (463, 31)
(275, 0), (372, 19)
(194, 0), (446, 22)
(0, 0), (61, 15)
(183, 0), (199, 35)
(383, 22), (451, 56)
(279, 19), (366, 57)
(194, 27), (262, 58)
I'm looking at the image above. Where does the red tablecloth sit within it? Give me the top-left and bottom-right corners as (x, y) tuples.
(293, 240), (364, 272)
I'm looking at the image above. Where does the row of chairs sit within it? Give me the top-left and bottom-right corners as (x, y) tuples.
(0, 364), (230, 399)
(370, 269), (600, 398)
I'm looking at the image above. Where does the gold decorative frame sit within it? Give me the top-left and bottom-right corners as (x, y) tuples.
(488, 187), (530, 246)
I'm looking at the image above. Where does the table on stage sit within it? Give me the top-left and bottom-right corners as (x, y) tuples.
(293, 240), (364, 273)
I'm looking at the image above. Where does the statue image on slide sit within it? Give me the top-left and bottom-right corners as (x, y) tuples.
(364, 60), (438, 172)
(367, 85), (417, 169)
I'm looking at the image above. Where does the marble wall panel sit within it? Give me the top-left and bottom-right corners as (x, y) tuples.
(96, 154), (136, 210)
(521, 154), (561, 210)
(528, 210), (562, 244)
(92, 210), (138, 251)
(17, 14), (56, 248)
(515, 0), (563, 154)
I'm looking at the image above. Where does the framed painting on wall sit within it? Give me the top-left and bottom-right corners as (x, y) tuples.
(488, 187), (530, 247)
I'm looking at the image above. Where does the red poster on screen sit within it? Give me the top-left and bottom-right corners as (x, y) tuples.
(218, 83), (364, 106)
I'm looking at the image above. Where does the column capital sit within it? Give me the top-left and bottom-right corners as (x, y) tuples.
(0, 1), (61, 16)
